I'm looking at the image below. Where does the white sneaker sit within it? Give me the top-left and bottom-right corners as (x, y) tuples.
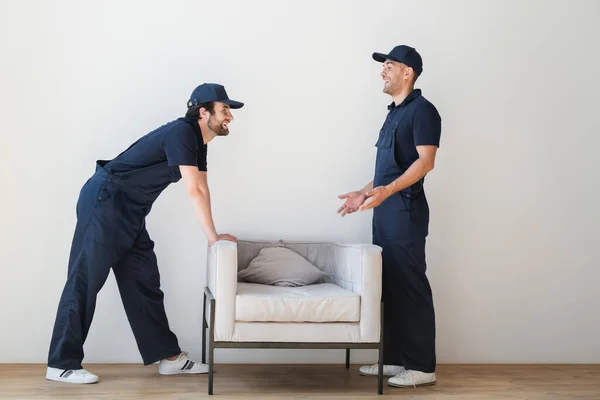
(359, 364), (405, 376)
(46, 367), (99, 384)
(387, 370), (436, 387)
(158, 352), (209, 375)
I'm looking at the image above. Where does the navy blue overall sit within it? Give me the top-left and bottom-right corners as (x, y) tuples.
(48, 117), (205, 370)
(372, 90), (439, 373)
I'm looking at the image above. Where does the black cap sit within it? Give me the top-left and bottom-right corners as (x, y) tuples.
(187, 83), (244, 109)
(372, 45), (423, 75)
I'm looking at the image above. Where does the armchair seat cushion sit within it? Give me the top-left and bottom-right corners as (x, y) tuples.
(235, 282), (360, 323)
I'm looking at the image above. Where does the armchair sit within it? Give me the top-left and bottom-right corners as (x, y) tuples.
(202, 239), (384, 394)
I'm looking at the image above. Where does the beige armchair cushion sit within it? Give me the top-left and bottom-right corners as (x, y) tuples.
(235, 282), (360, 322)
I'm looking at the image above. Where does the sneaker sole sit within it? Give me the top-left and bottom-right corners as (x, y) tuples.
(159, 369), (209, 375)
(388, 380), (436, 388)
(359, 370), (396, 377)
(46, 376), (98, 384)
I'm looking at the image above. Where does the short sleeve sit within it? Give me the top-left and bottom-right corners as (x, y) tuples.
(413, 102), (441, 147)
(163, 126), (198, 167)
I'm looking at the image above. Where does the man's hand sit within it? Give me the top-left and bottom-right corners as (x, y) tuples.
(337, 191), (368, 217)
(209, 234), (238, 247)
(358, 185), (394, 212)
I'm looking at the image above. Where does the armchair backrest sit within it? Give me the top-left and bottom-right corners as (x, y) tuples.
(236, 240), (371, 292)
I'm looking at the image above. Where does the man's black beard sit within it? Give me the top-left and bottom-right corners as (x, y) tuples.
(208, 115), (229, 136)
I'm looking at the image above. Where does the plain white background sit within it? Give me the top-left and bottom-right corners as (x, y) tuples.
(1, 0), (599, 365)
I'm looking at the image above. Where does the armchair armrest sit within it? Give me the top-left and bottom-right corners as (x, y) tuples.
(328, 244), (382, 342)
(206, 240), (238, 341)
(357, 244), (382, 342)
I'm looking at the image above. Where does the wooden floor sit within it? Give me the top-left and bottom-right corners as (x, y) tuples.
(1, 364), (599, 399)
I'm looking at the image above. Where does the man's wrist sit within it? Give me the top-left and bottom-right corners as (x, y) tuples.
(387, 182), (401, 194)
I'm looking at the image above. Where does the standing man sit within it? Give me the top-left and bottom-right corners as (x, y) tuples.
(337, 45), (441, 388)
(46, 83), (243, 384)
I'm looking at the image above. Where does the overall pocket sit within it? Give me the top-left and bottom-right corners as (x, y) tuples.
(374, 128), (394, 174)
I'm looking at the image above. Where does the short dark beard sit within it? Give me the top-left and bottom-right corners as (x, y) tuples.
(208, 114), (229, 136)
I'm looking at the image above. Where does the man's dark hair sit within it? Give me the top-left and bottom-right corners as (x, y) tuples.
(186, 102), (215, 119)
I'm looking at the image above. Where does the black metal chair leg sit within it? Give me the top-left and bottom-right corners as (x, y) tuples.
(378, 349), (384, 395)
(208, 292), (216, 395)
(378, 301), (384, 395)
(202, 292), (207, 364)
(208, 345), (214, 395)
(345, 349), (350, 368)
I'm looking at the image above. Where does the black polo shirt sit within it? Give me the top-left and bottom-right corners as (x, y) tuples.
(384, 89), (441, 171)
(104, 117), (208, 174)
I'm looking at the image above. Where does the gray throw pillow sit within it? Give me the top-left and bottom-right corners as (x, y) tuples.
(238, 241), (327, 287)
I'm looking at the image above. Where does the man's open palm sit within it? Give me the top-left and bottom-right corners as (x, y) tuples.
(337, 191), (367, 217)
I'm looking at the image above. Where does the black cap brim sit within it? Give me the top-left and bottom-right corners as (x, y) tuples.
(222, 99), (244, 109)
(372, 52), (400, 63)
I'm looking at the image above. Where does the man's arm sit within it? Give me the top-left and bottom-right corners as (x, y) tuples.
(359, 145), (437, 211)
(360, 100), (441, 212)
(388, 145), (437, 193)
(389, 101), (440, 193)
(179, 166), (219, 245)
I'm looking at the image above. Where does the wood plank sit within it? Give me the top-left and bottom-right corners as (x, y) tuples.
(0, 364), (599, 399)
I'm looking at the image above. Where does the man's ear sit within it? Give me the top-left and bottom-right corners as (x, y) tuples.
(199, 107), (208, 119)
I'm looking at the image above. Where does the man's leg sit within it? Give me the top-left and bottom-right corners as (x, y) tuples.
(47, 203), (131, 382)
(47, 216), (111, 371)
(386, 237), (436, 387)
(359, 232), (406, 377)
(47, 179), (140, 383)
(393, 238), (436, 372)
(112, 225), (207, 374)
(381, 239), (410, 366)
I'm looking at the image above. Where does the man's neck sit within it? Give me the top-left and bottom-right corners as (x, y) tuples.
(198, 119), (216, 144)
(391, 85), (415, 107)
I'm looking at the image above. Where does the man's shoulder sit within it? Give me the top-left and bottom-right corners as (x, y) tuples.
(412, 95), (441, 120)
(412, 93), (437, 108)
(160, 117), (195, 131)
(147, 117), (196, 139)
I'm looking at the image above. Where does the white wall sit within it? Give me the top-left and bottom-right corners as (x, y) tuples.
(1, 0), (599, 365)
